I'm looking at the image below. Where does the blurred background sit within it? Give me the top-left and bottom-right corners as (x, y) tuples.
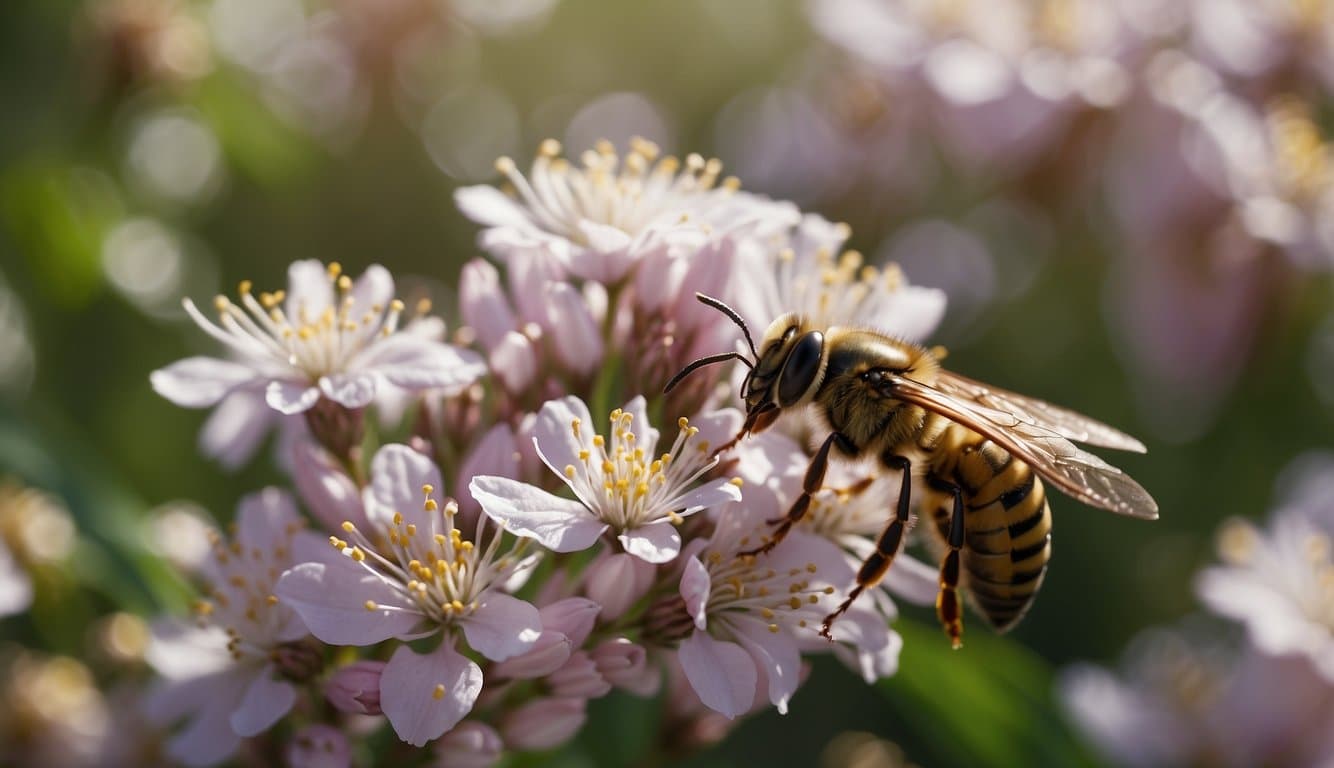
(2, 0), (1333, 765)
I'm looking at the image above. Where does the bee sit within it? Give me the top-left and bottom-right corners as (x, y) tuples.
(666, 294), (1158, 648)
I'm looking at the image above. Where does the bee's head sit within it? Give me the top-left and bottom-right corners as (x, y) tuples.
(741, 313), (826, 433)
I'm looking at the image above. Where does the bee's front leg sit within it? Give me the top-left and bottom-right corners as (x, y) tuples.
(738, 432), (845, 557)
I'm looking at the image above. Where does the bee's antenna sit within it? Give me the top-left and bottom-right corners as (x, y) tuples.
(664, 352), (752, 394)
(695, 293), (758, 359)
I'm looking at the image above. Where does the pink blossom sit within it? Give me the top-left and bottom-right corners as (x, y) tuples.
(591, 638), (660, 696)
(325, 661), (385, 715)
(433, 722), (504, 768)
(546, 651), (611, 699)
(472, 396), (742, 564)
(499, 697), (587, 751)
(275, 444), (541, 746)
(151, 261), (485, 466)
(144, 489), (321, 766)
(581, 550), (657, 619)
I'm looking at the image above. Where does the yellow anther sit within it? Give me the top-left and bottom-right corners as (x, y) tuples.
(579, 450), (590, 460)
(768, 624), (780, 634)
(238, 279), (253, 295)
(571, 417), (582, 436)
(433, 684), (446, 700)
(592, 435), (604, 447)
(194, 600), (214, 616)
(451, 600), (465, 612)
(565, 465), (576, 479)
(364, 600), (378, 611)
(406, 524), (417, 537)
(327, 262), (342, 277)
(678, 417), (689, 429)
(350, 548), (366, 562)
(422, 484), (434, 495)
(425, 499), (438, 512)
(394, 512), (404, 525)
(789, 596), (802, 609)
(266, 595), (279, 605)
(213, 295), (229, 311)
(539, 138), (562, 157)
(760, 607), (775, 619)
(337, 275), (352, 292)
(390, 299), (405, 313)
(806, 563), (818, 573)
(342, 521), (356, 532)
(729, 477), (744, 487)
(495, 156), (516, 173)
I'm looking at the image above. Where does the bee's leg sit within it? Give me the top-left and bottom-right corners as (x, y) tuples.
(819, 454), (912, 640)
(739, 432), (844, 557)
(932, 477), (965, 649)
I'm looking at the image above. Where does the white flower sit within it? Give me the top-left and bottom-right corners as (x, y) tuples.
(151, 260), (485, 466)
(672, 507), (898, 719)
(470, 396), (743, 564)
(276, 444), (542, 746)
(732, 213), (947, 342)
(0, 539), (32, 619)
(144, 489), (320, 767)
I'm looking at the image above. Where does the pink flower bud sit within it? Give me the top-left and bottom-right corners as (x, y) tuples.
(539, 597), (601, 648)
(433, 721), (503, 768)
(490, 331), (538, 394)
(325, 660), (385, 715)
(287, 724), (350, 768)
(460, 259), (517, 351)
(547, 651), (611, 699)
(490, 630), (571, 680)
(582, 552), (656, 620)
(292, 439), (368, 533)
(545, 282), (603, 375)
(591, 638), (660, 696)
(501, 697), (586, 751)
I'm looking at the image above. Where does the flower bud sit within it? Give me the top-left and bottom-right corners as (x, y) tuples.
(591, 638), (660, 696)
(325, 660), (385, 715)
(304, 396), (365, 461)
(460, 258), (517, 351)
(490, 631), (571, 680)
(292, 439), (367, 533)
(545, 282), (603, 375)
(582, 551), (656, 620)
(286, 724), (350, 768)
(501, 697), (586, 751)
(433, 721), (503, 768)
(490, 331), (538, 394)
(546, 651), (611, 699)
(539, 597), (601, 648)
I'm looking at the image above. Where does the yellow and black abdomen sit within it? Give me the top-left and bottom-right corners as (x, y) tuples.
(925, 435), (1052, 632)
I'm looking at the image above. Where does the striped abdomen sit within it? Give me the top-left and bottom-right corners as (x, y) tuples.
(925, 434), (1052, 632)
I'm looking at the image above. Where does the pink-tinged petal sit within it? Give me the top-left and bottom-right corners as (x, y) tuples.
(292, 440), (368, 533)
(689, 408), (743, 455)
(680, 556), (711, 630)
(489, 331), (538, 393)
(200, 387), (275, 470)
(469, 475), (607, 552)
(881, 551), (940, 607)
(490, 630), (572, 679)
(568, 221), (634, 283)
(677, 631), (757, 719)
(544, 282), (603, 375)
(621, 395), (659, 454)
(733, 616), (802, 714)
(0, 542), (32, 618)
(149, 668), (250, 767)
(583, 551), (656, 620)
(380, 642), (483, 747)
(633, 249), (685, 314)
(367, 444), (445, 534)
(151, 357), (257, 408)
(145, 619), (233, 680)
(832, 621), (902, 683)
(460, 258), (517, 350)
(500, 697), (587, 751)
(319, 373), (377, 409)
(662, 478), (743, 517)
(234, 488), (300, 555)
(349, 265), (394, 327)
(433, 721), (503, 768)
(230, 666), (297, 736)
(460, 591), (542, 662)
(506, 247), (566, 324)
(538, 597), (601, 647)
(364, 338), (486, 395)
(275, 557), (423, 645)
(531, 396), (597, 506)
(618, 522), (682, 564)
(285, 259), (334, 319)
(325, 660), (385, 715)
(455, 184), (534, 229)
(266, 380), (321, 415)
(455, 425), (519, 521)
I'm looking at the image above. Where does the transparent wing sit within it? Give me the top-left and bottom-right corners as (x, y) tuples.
(934, 371), (1147, 453)
(888, 375), (1159, 520)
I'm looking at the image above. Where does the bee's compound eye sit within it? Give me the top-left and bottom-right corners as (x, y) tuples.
(777, 331), (824, 407)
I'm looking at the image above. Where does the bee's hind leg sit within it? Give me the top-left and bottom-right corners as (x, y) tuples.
(820, 453), (912, 640)
(739, 432), (846, 557)
(930, 477), (965, 649)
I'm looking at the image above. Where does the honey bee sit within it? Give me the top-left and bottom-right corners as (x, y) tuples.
(666, 294), (1158, 648)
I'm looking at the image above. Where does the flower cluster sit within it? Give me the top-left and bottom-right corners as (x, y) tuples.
(126, 140), (951, 765)
(1060, 451), (1334, 767)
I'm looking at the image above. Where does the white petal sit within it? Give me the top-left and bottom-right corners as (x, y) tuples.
(266, 380), (321, 415)
(359, 336), (486, 395)
(680, 555), (711, 630)
(151, 357), (257, 408)
(469, 475), (607, 553)
(544, 282), (603, 375)
(0, 542), (31, 618)
(734, 617), (802, 714)
(145, 619), (233, 680)
(381, 642), (483, 747)
(292, 439), (368, 532)
(275, 558), (423, 646)
(367, 444), (445, 534)
(460, 258), (517, 350)
(230, 666), (297, 736)
(200, 388), (275, 470)
(154, 670), (250, 767)
(319, 373), (377, 409)
(349, 265), (394, 323)
(460, 592), (543, 661)
(489, 331), (538, 393)
(531, 396), (597, 507)
(455, 184), (534, 229)
(621, 395), (659, 454)
(285, 259), (334, 318)
(663, 478), (744, 517)
(618, 523), (682, 564)
(688, 408), (743, 455)
(677, 631), (757, 719)
(234, 488), (300, 555)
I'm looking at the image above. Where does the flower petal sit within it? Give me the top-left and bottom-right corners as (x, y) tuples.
(621, 395), (658, 454)
(234, 488), (300, 554)
(677, 631), (757, 719)
(460, 591), (543, 662)
(680, 555), (711, 630)
(151, 357), (257, 408)
(733, 616), (802, 714)
(275, 556), (423, 646)
(266, 380), (321, 415)
(285, 259), (334, 318)
(544, 282), (602, 375)
(469, 475), (607, 553)
(200, 388), (275, 470)
(0, 542), (32, 618)
(460, 258), (517, 350)
(618, 522), (682, 564)
(319, 372), (377, 409)
(380, 642), (484, 747)
(367, 444), (445, 534)
(359, 336), (486, 395)
(455, 184), (535, 230)
(230, 666), (297, 737)
(662, 477), (743, 517)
